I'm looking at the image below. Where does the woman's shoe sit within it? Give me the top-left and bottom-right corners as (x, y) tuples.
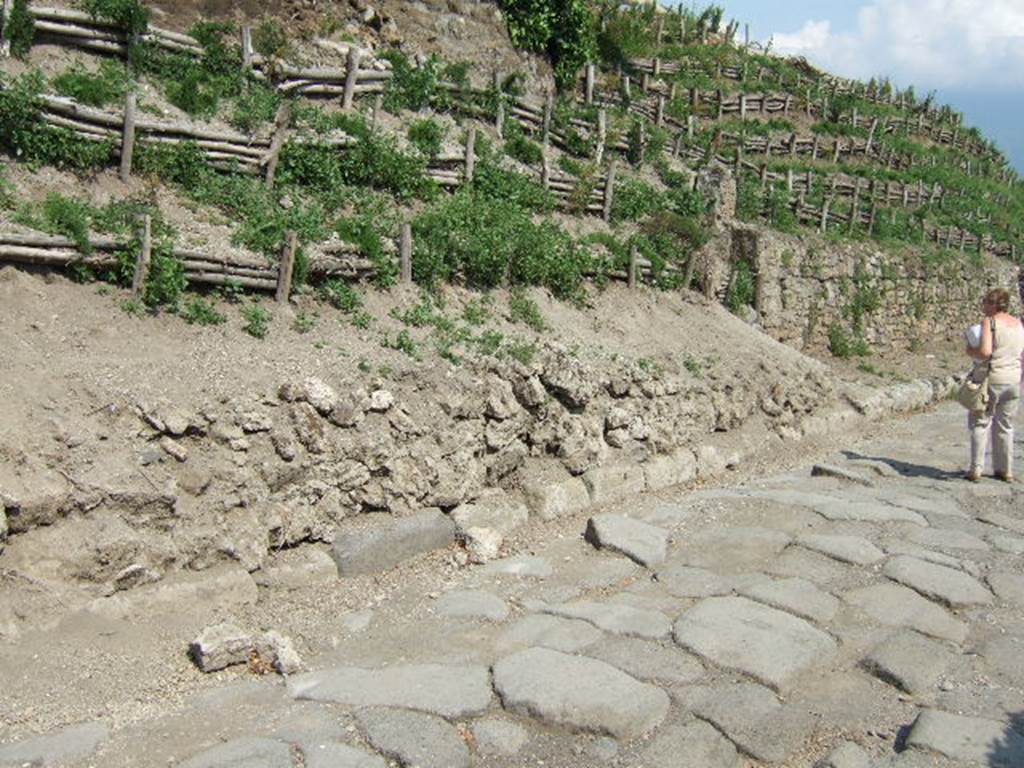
(994, 472), (1015, 483)
(964, 469), (982, 483)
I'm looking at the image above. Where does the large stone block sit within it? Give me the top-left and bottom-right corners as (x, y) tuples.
(331, 510), (455, 576)
(522, 475), (590, 520)
(582, 462), (646, 505)
(643, 450), (697, 491)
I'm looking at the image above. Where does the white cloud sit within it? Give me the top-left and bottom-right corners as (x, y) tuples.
(770, 0), (1024, 89)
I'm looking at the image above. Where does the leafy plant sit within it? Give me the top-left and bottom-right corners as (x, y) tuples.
(408, 118), (446, 160)
(509, 288), (547, 331)
(726, 259), (756, 314)
(5, 0), (35, 58)
(827, 322), (870, 358)
(181, 295), (226, 325)
(293, 311), (317, 333)
(120, 297), (144, 315)
(241, 301), (270, 338)
(53, 60), (131, 108)
(81, 0), (150, 37)
(503, 121), (543, 166)
(499, 0), (596, 90)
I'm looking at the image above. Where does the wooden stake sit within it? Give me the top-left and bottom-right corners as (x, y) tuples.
(264, 101), (291, 189)
(131, 215), (152, 299)
(493, 71), (505, 138)
(276, 231), (297, 302)
(0, 0), (13, 57)
(628, 247), (637, 289)
(464, 127), (476, 183)
(399, 222), (412, 283)
(119, 91), (137, 183)
(603, 161), (617, 223)
(241, 26), (254, 70)
(595, 109), (606, 165)
(342, 46), (361, 111)
(585, 64), (595, 105)
(542, 91), (553, 148)
(656, 95), (665, 127)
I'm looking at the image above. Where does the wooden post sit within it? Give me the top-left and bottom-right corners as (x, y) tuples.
(371, 93), (383, 129)
(1, 0), (15, 57)
(399, 222), (412, 284)
(540, 152), (550, 189)
(264, 101), (291, 189)
(744, 23), (749, 48)
(811, 135), (820, 160)
(687, 114), (696, 141)
(276, 231), (297, 302)
(789, 132), (798, 157)
(734, 146), (743, 176)
(464, 127), (476, 183)
(673, 132), (683, 157)
(690, 87), (700, 112)
(656, 95), (665, 127)
(493, 71), (505, 138)
(602, 161), (617, 223)
(786, 168), (793, 193)
(131, 215), (151, 299)
(542, 91), (553, 149)
(716, 89), (723, 120)
(595, 109), (607, 165)
(119, 91), (137, 183)
(832, 139), (841, 164)
(342, 46), (362, 111)
(739, 93), (747, 121)
(865, 118), (878, 154)
(241, 26), (254, 71)
(653, 57), (661, 78)
(585, 64), (595, 105)
(656, 16), (665, 46)
(623, 75), (632, 100)
(848, 179), (860, 234)
(820, 199), (830, 233)
(868, 203), (877, 235)
(628, 247), (637, 289)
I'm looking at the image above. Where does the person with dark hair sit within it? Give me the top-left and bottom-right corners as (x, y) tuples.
(965, 288), (1024, 482)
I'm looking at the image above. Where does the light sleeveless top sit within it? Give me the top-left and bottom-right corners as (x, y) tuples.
(990, 318), (1024, 385)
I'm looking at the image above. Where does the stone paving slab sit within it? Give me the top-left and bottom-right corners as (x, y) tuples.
(179, 737), (292, 768)
(906, 527), (990, 551)
(492, 647), (670, 739)
(656, 564), (734, 598)
(905, 709), (1024, 766)
(795, 533), (886, 566)
(883, 555), (992, 608)
(471, 718), (530, 757)
(288, 663), (492, 718)
(740, 576), (840, 624)
(816, 741), (872, 768)
(585, 514), (669, 567)
(301, 742), (387, 768)
(435, 589), (509, 621)
(812, 500), (927, 526)
(843, 583), (968, 643)
(685, 682), (816, 764)
(980, 636), (1024, 688)
(331, 511), (455, 576)
(765, 546), (856, 586)
(537, 600), (671, 640)
(883, 542), (982, 578)
(673, 596), (836, 692)
(977, 511), (1024, 535)
(640, 720), (739, 768)
(860, 630), (955, 695)
(495, 614), (603, 654)
(357, 708), (470, 768)
(987, 572), (1024, 607)
(480, 555), (553, 578)
(674, 527), (792, 571)
(586, 636), (705, 686)
(0, 722), (108, 768)
(989, 534), (1024, 554)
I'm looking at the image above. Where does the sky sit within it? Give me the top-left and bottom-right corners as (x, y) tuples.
(675, 1), (1024, 174)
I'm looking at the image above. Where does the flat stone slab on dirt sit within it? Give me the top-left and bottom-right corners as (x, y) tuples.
(861, 630), (955, 695)
(884, 555), (992, 608)
(0, 722), (108, 768)
(977, 510), (1024, 534)
(883, 541), (982, 578)
(435, 589), (509, 621)
(674, 528), (792, 571)
(811, 464), (875, 486)
(357, 708), (469, 768)
(905, 709), (1024, 766)
(480, 555), (553, 578)
(538, 600), (671, 640)
(817, 741), (872, 768)
(906, 527), (990, 552)
(656, 564), (734, 598)
(301, 742), (386, 768)
(740, 577), (840, 624)
(585, 514), (669, 567)
(673, 596), (836, 692)
(688, 682), (816, 764)
(495, 614), (603, 654)
(988, 572), (1024, 607)
(796, 534), (886, 566)
(331, 510), (455, 576)
(843, 583), (968, 644)
(180, 737), (292, 768)
(471, 718), (530, 757)
(640, 721), (739, 768)
(812, 500), (927, 526)
(492, 647), (669, 739)
(288, 663), (492, 718)
(586, 636), (704, 685)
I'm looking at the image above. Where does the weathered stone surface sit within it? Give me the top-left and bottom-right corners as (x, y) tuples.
(481, 555), (553, 578)
(253, 631), (302, 675)
(495, 615), (603, 654)
(464, 526), (503, 564)
(585, 514), (669, 567)
(883, 556), (992, 608)
(643, 450), (697, 491)
(180, 737), (292, 768)
(302, 377), (337, 415)
(331, 511), (455, 576)
(796, 534), (885, 566)
(357, 708), (469, 768)
(450, 493), (528, 538)
(861, 630), (954, 694)
(673, 597), (836, 692)
(990, 534), (1024, 555)
(978, 510), (1024, 534)
(816, 741), (872, 768)
(689, 682), (815, 764)
(471, 718), (529, 757)
(988, 572), (1024, 607)
(301, 742), (387, 768)
(906, 527), (990, 552)
(656, 565), (733, 598)
(436, 589), (509, 621)
(641, 721), (739, 768)
(812, 499), (927, 526)
(980, 635), (1024, 687)
(189, 623), (252, 672)
(539, 600), (671, 640)
(884, 541), (981, 578)
(0, 722), (108, 767)
(812, 464), (875, 486)
(740, 577), (839, 624)
(587, 636), (704, 685)
(254, 548), (338, 590)
(288, 663), (492, 718)
(675, 527), (791, 571)
(522, 475), (590, 520)
(844, 583), (968, 643)
(905, 709), (1024, 766)
(582, 462), (646, 504)
(492, 647), (669, 739)
(89, 566), (258, 620)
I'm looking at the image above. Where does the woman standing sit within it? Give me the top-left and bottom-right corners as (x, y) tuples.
(966, 288), (1024, 482)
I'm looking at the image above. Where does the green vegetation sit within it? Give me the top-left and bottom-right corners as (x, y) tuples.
(241, 301), (270, 338)
(498, 0), (596, 89)
(5, 0), (35, 59)
(81, 0), (150, 37)
(53, 60), (131, 108)
(509, 289), (547, 331)
(407, 118), (446, 159)
(181, 296), (227, 325)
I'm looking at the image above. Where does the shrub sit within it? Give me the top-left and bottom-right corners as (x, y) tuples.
(53, 60), (131, 108)
(241, 301), (270, 338)
(509, 289), (546, 331)
(5, 0), (35, 58)
(503, 121), (543, 166)
(381, 50), (439, 111)
(499, 0), (596, 90)
(726, 259), (756, 314)
(407, 118), (446, 159)
(181, 296), (226, 325)
(828, 322), (870, 358)
(472, 157), (554, 213)
(81, 0), (150, 37)
(292, 311), (316, 333)
(611, 177), (664, 223)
